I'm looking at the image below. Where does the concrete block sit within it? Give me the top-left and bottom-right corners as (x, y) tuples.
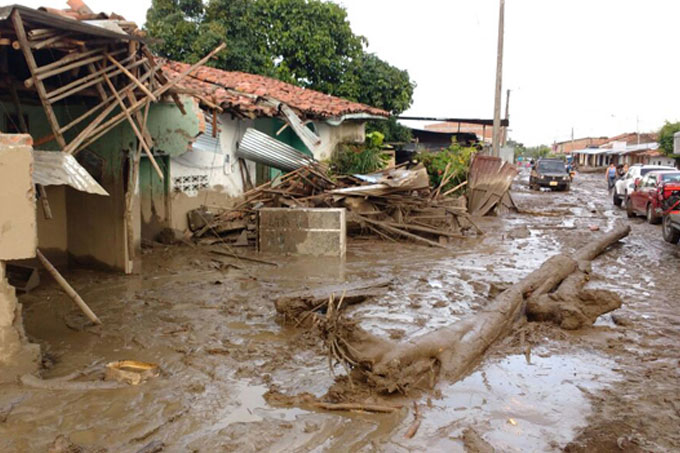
(258, 208), (346, 257)
(0, 137), (37, 260)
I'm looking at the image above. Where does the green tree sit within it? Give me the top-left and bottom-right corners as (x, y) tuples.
(658, 121), (680, 156)
(145, 0), (415, 140)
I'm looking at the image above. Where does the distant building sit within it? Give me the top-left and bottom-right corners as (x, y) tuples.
(425, 122), (494, 143)
(553, 137), (609, 154)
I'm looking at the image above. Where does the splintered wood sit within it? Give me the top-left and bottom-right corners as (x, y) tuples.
(3, 7), (224, 171)
(189, 163), (483, 247)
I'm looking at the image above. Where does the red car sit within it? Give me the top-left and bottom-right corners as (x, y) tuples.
(626, 170), (680, 224)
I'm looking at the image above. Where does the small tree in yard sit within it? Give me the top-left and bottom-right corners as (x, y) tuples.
(658, 121), (680, 156)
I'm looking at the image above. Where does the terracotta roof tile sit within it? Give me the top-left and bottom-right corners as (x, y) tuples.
(162, 60), (389, 119)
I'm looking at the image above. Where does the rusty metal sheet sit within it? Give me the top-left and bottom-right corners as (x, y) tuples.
(32, 151), (108, 196)
(468, 154), (518, 216)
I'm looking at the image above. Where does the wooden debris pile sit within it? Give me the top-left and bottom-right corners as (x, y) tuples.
(189, 163), (483, 248)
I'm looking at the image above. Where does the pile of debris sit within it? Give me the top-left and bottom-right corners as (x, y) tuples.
(188, 162), (484, 248)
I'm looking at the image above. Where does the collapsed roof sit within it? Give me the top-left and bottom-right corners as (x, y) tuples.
(162, 60), (390, 121)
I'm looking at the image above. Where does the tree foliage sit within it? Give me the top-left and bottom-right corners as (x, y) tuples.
(417, 142), (477, 191)
(658, 121), (680, 156)
(145, 0), (415, 126)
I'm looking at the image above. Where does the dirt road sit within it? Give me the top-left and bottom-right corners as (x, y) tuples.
(1, 170), (678, 452)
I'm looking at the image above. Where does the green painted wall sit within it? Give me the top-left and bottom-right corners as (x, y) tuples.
(146, 96), (201, 158)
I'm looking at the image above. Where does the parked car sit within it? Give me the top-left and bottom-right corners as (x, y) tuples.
(529, 158), (570, 191)
(662, 187), (680, 244)
(613, 164), (675, 207)
(626, 171), (680, 223)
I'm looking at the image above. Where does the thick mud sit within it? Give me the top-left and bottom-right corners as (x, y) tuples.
(1, 170), (678, 452)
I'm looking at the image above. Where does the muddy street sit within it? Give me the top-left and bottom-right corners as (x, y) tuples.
(1, 171), (679, 452)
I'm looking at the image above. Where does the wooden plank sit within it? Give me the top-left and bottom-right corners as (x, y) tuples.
(47, 55), (143, 103)
(71, 43), (227, 155)
(33, 46), (104, 75)
(31, 32), (71, 50)
(140, 47), (186, 114)
(26, 47), (126, 88)
(64, 71), (154, 154)
(11, 10), (66, 149)
(106, 53), (157, 102)
(101, 72), (164, 180)
(36, 249), (101, 325)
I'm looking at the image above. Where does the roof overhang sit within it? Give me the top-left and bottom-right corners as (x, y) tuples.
(0, 4), (142, 41)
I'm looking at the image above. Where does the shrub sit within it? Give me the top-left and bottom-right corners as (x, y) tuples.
(329, 131), (388, 175)
(417, 142), (477, 191)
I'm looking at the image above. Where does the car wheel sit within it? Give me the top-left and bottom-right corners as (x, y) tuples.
(662, 215), (680, 244)
(626, 198), (635, 218)
(646, 204), (661, 225)
(612, 192), (621, 207)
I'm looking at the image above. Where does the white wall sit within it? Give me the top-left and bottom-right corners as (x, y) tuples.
(314, 121), (366, 161)
(169, 114), (256, 198)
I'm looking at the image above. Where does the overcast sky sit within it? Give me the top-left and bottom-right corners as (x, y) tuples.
(21, 0), (680, 145)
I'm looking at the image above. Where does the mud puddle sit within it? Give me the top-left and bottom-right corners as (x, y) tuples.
(395, 351), (617, 452)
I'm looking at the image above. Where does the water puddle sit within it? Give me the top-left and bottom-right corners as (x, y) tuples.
(409, 351), (618, 452)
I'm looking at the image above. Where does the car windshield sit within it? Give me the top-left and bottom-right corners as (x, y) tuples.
(661, 173), (680, 183)
(640, 167), (673, 177)
(537, 161), (565, 173)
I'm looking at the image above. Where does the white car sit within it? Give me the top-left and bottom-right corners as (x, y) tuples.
(613, 164), (675, 207)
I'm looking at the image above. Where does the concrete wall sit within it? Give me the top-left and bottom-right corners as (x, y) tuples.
(0, 136), (37, 260)
(0, 134), (40, 382)
(2, 102), (138, 272)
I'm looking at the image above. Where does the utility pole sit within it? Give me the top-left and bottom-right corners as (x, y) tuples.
(492, 0), (505, 157)
(502, 89), (511, 146)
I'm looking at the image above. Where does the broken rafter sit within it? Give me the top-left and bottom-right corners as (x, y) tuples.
(26, 47), (127, 89)
(11, 10), (66, 149)
(106, 52), (157, 102)
(101, 72), (164, 180)
(70, 43), (227, 155)
(45, 53), (140, 102)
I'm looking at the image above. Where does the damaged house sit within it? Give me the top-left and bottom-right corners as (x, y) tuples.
(0, 1), (388, 381)
(155, 61), (389, 237)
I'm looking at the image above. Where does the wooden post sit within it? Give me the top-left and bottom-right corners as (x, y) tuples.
(11, 10), (66, 149)
(36, 249), (101, 325)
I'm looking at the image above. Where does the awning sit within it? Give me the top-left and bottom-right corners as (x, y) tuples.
(33, 151), (108, 196)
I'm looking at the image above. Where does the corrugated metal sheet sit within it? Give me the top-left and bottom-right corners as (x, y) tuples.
(236, 128), (316, 172)
(33, 151), (108, 196)
(279, 103), (321, 153)
(192, 113), (221, 154)
(468, 154), (518, 216)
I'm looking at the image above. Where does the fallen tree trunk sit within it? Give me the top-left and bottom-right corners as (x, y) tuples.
(317, 224), (630, 393)
(275, 277), (392, 322)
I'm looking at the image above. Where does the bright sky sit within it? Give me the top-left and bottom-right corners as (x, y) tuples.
(19, 0), (680, 146)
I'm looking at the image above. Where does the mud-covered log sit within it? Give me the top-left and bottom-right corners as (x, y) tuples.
(275, 278), (392, 321)
(526, 263), (622, 329)
(331, 224), (631, 393)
